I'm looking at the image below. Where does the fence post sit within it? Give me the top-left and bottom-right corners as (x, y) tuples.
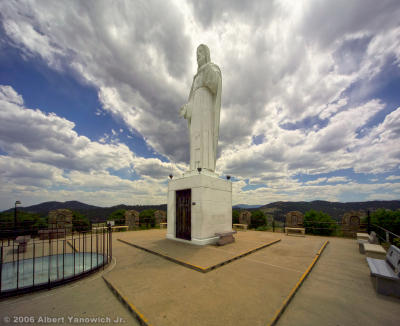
(17, 246), (20, 290)
(108, 225), (112, 263)
(32, 242), (35, 287)
(0, 246), (3, 293)
(272, 219), (275, 232)
(367, 210), (371, 234)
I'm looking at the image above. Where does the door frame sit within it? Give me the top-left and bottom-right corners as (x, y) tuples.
(175, 189), (191, 240)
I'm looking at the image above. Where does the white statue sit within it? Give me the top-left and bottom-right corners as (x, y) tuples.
(179, 44), (222, 172)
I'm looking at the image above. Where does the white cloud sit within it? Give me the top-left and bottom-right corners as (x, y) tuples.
(326, 176), (350, 183)
(1, 1), (400, 208)
(386, 175), (400, 181)
(0, 86), (178, 209)
(305, 178), (327, 185)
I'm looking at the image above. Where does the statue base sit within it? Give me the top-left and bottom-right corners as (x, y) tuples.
(167, 172), (232, 245)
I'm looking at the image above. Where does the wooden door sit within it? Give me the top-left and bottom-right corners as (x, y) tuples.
(176, 189), (191, 240)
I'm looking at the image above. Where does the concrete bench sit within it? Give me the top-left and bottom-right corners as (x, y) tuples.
(357, 232), (369, 241)
(364, 243), (386, 259)
(285, 227), (305, 237)
(233, 223), (248, 231)
(215, 231), (237, 246)
(366, 245), (400, 297)
(160, 222), (167, 229)
(358, 231), (379, 253)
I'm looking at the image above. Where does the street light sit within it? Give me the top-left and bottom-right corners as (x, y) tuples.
(14, 200), (21, 232)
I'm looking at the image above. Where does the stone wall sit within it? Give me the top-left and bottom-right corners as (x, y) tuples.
(124, 210), (139, 229)
(48, 209), (73, 234)
(285, 211), (304, 227)
(154, 210), (167, 224)
(341, 210), (365, 237)
(239, 210), (251, 226)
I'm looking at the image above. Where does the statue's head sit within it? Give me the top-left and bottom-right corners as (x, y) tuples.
(197, 44), (210, 68)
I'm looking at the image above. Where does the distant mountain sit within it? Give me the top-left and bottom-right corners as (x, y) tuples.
(233, 204), (263, 209)
(6, 200), (100, 213)
(2, 201), (167, 223)
(3, 199), (399, 223)
(258, 200), (400, 221)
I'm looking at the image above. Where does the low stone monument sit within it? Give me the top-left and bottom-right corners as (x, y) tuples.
(285, 211), (304, 227)
(48, 209), (73, 233)
(154, 210), (167, 224)
(124, 210), (140, 229)
(239, 210), (251, 226)
(167, 44), (232, 245)
(341, 210), (364, 237)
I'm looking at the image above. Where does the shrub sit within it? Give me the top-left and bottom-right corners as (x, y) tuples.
(72, 211), (90, 232)
(232, 210), (239, 224)
(139, 209), (156, 228)
(250, 210), (266, 229)
(371, 209), (400, 235)
(108, 209), (126, 226)
(304, 210), (336, 236)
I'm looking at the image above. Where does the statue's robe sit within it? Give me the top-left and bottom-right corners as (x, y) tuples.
(185, 62), (222, 172)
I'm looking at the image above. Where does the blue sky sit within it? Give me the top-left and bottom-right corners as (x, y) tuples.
(0, 0), (400, 210)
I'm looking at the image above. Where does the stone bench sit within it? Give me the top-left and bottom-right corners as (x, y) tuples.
(160, 222), (167, 229)
(233, 223), (248, 231)
(357, 232), (369, 241)
(357, 231), (379, 253)
(364, 243), (386, 259)
(366, 245), (400, 297)
(285, 227), (305, 237)
(215, 231), (237, 246)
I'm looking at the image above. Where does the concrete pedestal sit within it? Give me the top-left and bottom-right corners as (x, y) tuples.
(167, 173), (232, 245)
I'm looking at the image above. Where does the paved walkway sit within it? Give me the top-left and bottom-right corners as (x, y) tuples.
(105, 230), (325, 326)
(277, 236), (400, 326)
(0, 230), (399, 326)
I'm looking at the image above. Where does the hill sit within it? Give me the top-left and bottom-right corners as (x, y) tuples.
(233, 204), (263, 209)
(4, 199), (399, 223)
(2, 201), (167, 223)
(257, 200), (400, 221)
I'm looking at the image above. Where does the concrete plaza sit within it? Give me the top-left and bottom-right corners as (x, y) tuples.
(0, 229), (399, 326)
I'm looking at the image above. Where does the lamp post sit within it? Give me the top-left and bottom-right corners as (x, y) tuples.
(14, 200), (21, 233)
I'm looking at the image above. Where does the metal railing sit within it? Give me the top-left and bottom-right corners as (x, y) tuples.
(371, 224), (400, 246)
(0, 227), (112, 298)
(255, 219), (368, 236)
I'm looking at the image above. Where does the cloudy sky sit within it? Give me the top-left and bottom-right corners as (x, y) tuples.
(1, 0), (400, 210)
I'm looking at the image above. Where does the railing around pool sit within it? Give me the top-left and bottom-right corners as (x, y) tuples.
(0, 227), (112, 298)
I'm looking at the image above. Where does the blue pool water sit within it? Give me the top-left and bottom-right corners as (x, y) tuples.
(1, 253), (105, 291)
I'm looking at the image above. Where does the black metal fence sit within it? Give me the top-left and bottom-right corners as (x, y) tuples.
(268, 219), (368, 236)
(371, 224), (400, 246)
(0, 227), (112, 298)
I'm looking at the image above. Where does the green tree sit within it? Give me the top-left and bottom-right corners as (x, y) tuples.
(250, 210), (266, 229)
(232, 210), (239, 224)
(0, 211), (47, 237)
(370, 209), (400, 239)
(139, 209), (156, 228)
(72, 211), (90, 232)
(304, 210), (336, 235)
(108, 209), (126, 226)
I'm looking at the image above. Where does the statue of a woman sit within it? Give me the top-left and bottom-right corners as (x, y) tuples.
(179, 44), (222, 172)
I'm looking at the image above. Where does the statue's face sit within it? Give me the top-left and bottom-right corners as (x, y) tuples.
(197, 47), (207, 67)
